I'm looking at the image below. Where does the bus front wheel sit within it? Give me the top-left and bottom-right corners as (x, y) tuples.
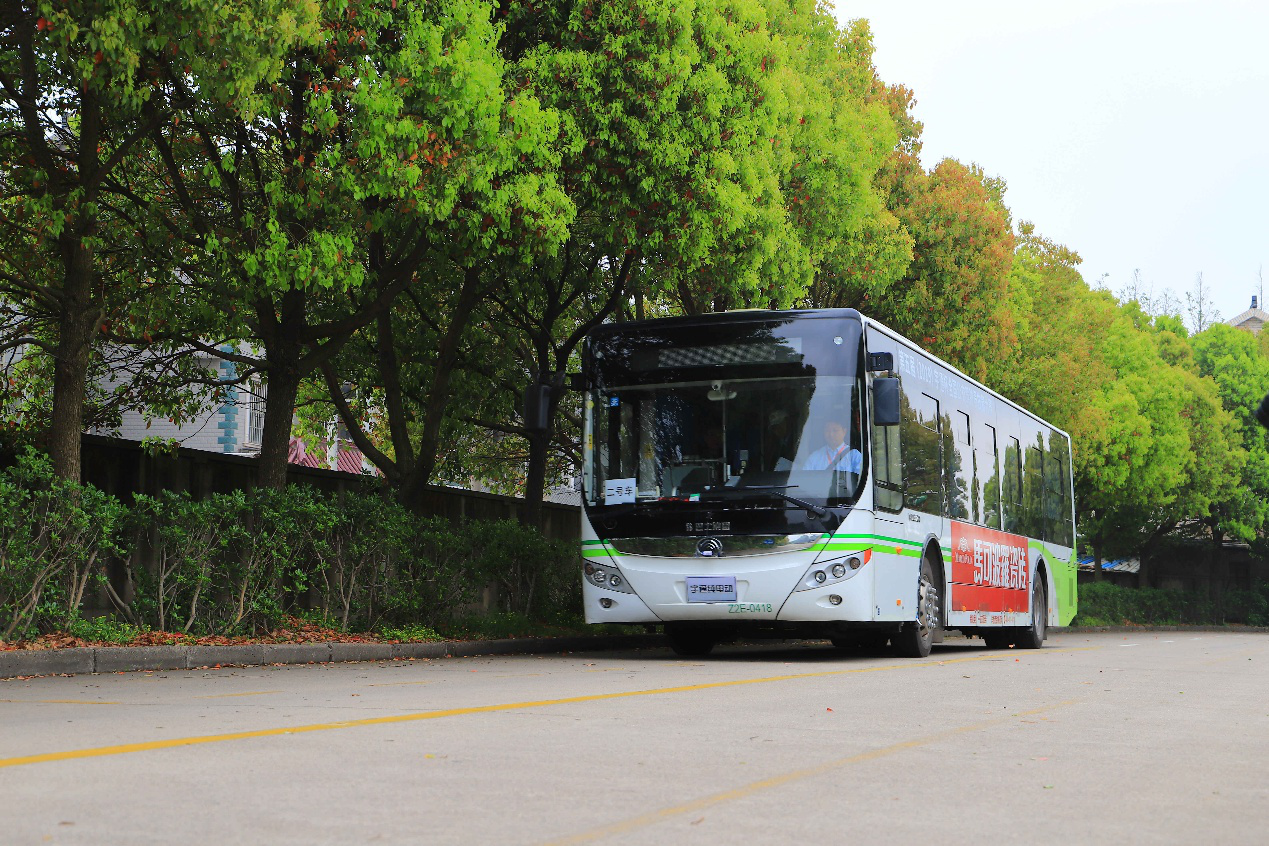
(893, 555), (939, 658)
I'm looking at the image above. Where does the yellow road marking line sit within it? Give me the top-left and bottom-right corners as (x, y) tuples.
(540, 699), (1082, 846)
(0, 699), (122, 706)
(195, 691), (284, 699)
(0, 650), (1074, 771)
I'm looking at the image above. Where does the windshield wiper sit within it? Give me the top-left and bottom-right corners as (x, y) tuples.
(700, 485), (831, 520)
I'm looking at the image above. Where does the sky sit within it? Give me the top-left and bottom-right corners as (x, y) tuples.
(836, 0), (1269, 326)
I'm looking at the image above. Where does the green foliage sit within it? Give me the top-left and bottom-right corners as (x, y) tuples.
(468, 520), (581, 620)
(0, 474), (582, 639)
(0, 0), (325, 478)
(0, 449), (127, 640)
(1075, 581), (1269, 627)
(377, 623), (443, 643)
(64, 615), (145, 644)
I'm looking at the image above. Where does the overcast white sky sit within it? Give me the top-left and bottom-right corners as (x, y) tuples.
(837, 0), (1269, 325)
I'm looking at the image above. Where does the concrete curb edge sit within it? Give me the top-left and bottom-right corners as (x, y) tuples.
(0, 634), (668, 680)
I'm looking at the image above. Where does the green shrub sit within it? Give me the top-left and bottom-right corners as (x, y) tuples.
(1074, 580), (1269, 627)
(64, 615), (145, 644)
(0, 449), (127, 640)
(467, 520), (580, 620)
(378, 623), (443, 642)
(1, 454), (582, 640)
(122, 486), (337, 636)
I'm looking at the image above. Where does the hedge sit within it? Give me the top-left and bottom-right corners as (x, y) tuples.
(1074, 580), (1269, 627)
(0, 449), (580, 641)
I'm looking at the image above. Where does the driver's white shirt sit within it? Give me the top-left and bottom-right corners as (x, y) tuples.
(803, 443), (862, 472)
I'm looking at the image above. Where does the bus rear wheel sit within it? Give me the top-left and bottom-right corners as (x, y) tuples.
(666, 626), (717, 657)
(893, 555), (939, 658)
(1015, 578), (1047, 649)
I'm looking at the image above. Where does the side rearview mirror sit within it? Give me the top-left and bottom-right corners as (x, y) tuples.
(523, 383), (552, 432)
(873, 377), (900, 427)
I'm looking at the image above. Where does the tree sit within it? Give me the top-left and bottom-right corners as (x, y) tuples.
(0, 0), (320, 479)
(317, 0), (905, 526)
(1190, 324), (1269, 545)
(1185, 271), (1222, 334)
(801, 57), (1016, 381)
(999, 224), (1231, 573)
(141, 0), (570, 489)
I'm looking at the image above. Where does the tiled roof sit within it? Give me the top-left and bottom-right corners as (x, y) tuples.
(1076, 556), (1140, 574)
(1228, 307), (1269, 329)
(287, 437), (379, 476)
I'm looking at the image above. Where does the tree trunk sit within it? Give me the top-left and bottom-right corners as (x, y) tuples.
(258, 363), (300, 489)
(410, 266), (483, 485)
(49, 243), (99, 481)
(522, 427), (549, 531)
(257, 290), (307, 490)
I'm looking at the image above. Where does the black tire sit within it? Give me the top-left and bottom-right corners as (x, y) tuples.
(667, 626), (717, 657)
(1015, 576), (1047, 649)
(892, 554), (940, 658)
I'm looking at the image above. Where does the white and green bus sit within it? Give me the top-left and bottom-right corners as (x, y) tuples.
(578, 308), (1077, 657)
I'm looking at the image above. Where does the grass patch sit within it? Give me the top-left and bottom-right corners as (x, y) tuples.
(377, 624), (444, 643)
(64, 616), (146, 644)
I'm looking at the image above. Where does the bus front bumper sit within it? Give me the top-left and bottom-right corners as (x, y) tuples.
(583, 554), (878, 625)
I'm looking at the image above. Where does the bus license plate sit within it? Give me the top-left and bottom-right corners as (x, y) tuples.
(686, 576), (737, 603)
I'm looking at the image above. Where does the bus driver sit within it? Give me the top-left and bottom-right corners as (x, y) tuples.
(802, 416), (863, 473)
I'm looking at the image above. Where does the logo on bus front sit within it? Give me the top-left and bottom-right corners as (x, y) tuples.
(695, 537), (724, 557)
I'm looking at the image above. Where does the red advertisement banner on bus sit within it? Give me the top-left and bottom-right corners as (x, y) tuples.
(949, 521), (1030, 615)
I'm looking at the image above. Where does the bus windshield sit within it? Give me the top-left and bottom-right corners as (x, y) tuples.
(584, 315), (867, 511)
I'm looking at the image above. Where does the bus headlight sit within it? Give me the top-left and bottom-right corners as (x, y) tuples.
(583, 559), (635, 594)
(795, 550), (871, 592)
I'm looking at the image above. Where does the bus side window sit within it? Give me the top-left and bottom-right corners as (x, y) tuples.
(1022, 438), (1045, 538)
(872, 399), (903, 513)
(1062, 440), (1075, 546)
(1044, 435), (1075, 547)
(947, 410), (972, 520)
(1001, 436), (1023, 533)
(902, 392), (943, 515)
(977, 423), (1001, 529)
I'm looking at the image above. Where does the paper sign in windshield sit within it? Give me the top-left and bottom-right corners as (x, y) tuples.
(604, 477), (636, 505)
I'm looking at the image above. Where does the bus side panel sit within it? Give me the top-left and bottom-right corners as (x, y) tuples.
(1055, 553), (1077, 625)
(869, 530), (922, 622)
(1032, 540), (1078, 627)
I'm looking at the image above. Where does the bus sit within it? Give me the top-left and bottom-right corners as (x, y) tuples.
(577, 308), (1077, 657)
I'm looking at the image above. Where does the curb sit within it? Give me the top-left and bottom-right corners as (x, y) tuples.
(0, 634), (667, 681)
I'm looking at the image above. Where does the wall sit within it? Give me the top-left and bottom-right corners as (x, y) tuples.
(80, 434), (580, 541)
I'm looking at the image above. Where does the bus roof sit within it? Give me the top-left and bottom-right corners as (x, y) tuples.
(587, 308), (1071, 442)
